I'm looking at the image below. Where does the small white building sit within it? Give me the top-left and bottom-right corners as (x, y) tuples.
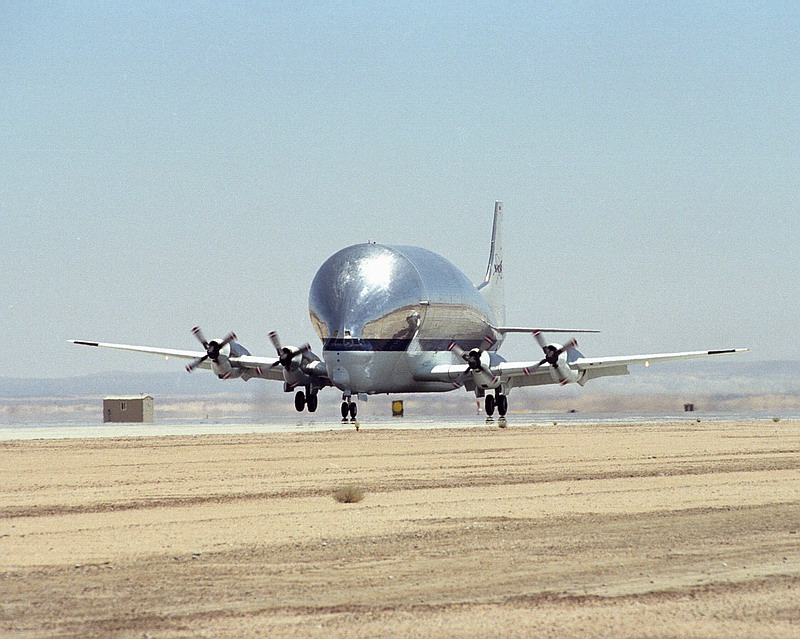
(103, 395), (154, 423)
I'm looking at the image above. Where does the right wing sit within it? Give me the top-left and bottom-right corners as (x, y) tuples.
(70, 340), (211, 361)
(69, 339), (330, 384)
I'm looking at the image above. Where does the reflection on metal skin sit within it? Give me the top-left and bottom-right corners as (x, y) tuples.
(309, 243), (497, 349)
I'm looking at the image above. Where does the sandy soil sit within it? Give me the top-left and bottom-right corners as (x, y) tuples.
(0, 420), (798, 638)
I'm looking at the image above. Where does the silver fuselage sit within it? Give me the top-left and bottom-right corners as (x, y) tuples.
(308, 243), (503, 394)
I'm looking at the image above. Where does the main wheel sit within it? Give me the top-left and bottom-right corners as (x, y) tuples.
(306, 393), (318, 413)
(294, 390), (306, 412)
(485, 394), (495, 416)
(349, 402), (358, 419)
(341, 401), (350, 419)
(496, 393), (508, 416)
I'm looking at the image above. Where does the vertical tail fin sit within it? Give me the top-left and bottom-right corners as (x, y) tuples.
(477, 201), (506, 325)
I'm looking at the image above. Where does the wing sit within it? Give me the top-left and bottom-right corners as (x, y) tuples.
(418, 347), (748, 389)
(571, 349), (748, 370)
(504, 348), (748, 388)
(70, 340), (210, 361)
(68, 339), (328, 383)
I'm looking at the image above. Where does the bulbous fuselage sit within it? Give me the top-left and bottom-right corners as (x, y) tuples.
(308, 243), (500, 393)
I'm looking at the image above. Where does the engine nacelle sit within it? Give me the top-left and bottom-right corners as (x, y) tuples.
(473, 368), (501, 390)
(212, 355), (234, 379)
(547, 343), (582, 385)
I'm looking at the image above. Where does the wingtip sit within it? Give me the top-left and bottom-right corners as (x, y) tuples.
(708, 348), (749, 355)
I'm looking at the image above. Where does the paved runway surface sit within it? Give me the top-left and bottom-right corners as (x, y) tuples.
(2, 410), (796, 440)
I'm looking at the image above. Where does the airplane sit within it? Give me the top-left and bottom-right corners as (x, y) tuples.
(71, 202), (746, 420)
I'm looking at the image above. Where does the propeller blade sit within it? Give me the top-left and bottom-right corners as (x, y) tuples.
(219, 332), (237, 347)
(192, 326), (209, 349)
(559, 338), (578, 355)
(269, 331), (282, 355)
(185, 354), (208, 372)
(448, 341), (467, 360)
(298, 343), (314, 363)
(554, 362), (572, 385)
(448, 342), (472, 375)
(533, 330), (547, 351)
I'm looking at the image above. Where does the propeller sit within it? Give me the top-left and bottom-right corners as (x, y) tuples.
(185, 326), (237, 373)
(448, 342), (484, 373)
(268, 331), (312, 369)
(532, 331), (579, 385)
(448, 336), (499, 387)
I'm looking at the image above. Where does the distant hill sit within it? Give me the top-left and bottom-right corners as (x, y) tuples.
(564, 358), (800, 397)
(0, 371), (265, 399)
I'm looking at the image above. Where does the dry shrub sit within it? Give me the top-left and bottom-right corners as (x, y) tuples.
(333, 485), (365, 503)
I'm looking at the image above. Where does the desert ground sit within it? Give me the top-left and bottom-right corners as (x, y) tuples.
(0, 419), (798, 638)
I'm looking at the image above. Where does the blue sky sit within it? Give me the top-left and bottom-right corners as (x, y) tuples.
(1, 1), (796, 377)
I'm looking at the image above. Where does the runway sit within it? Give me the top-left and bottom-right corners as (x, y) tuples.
(1, 410), (796, 441)
(1, 419), (798, 638)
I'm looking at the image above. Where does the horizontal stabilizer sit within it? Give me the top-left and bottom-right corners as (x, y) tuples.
(493, 326), (601, 334)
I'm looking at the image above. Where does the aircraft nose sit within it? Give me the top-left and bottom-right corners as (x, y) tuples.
(308, 243), (425, 342)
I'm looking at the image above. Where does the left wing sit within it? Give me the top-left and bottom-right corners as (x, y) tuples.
(419, 347), (748, 389)
(571, 349), (748, 371)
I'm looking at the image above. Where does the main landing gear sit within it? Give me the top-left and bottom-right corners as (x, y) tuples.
(293, 389), (318, 413)
(484, 391), (508, 417)
(340, 400), (357, 420)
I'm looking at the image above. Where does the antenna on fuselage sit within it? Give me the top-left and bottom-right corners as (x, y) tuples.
(477, 201), (506, 325)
